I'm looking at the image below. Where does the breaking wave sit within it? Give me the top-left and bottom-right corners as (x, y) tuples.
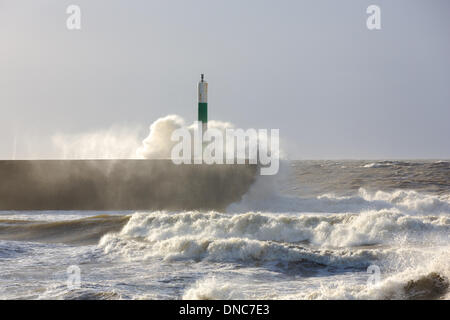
(97, 208), (449, 278)
(177, 247), (450, 300)
(182, 277), (244, 300)
(361, 161), (423, 168)
(99, 210), (449, 250)
(51, 114), (272, 162)
(229, 177), (450, 215)
(287, 248), (450, 300)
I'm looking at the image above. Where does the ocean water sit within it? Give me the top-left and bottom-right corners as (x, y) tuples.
(0, 160), (449, 300)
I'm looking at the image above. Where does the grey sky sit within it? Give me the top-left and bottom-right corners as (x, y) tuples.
(1, 0), (449, 159)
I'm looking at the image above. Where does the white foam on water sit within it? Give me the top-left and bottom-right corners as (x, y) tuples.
(92, 182), (450, 300)
(182, 277), (244, 300)
(99, 210), (449, 250)
(229, 171), (450, 215)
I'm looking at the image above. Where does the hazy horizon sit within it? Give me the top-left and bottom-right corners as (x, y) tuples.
(1, 0), (449, 160)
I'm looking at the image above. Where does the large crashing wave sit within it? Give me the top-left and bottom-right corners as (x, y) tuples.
(95, 185), (450, 300)
(100, 210), (449, 251)
(51, 114), (258, 160)
(229, 178), (450, 215)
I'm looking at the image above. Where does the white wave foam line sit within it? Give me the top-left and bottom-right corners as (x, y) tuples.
(230, 192), (392, 214)
(229, 182), (450, 214)
(362, 162), (393, 168)
(361, 161), (422, 168)
(359, 189), (450, 214)
(109, 210), (449, 247)
(227, 187), (390, 214)
(97, 210), (449, 265)
(283, 246), (450, 300)
(99, 231), (379, 268)
(182, 277), (244, 300)
(180, 246), (450, 300)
